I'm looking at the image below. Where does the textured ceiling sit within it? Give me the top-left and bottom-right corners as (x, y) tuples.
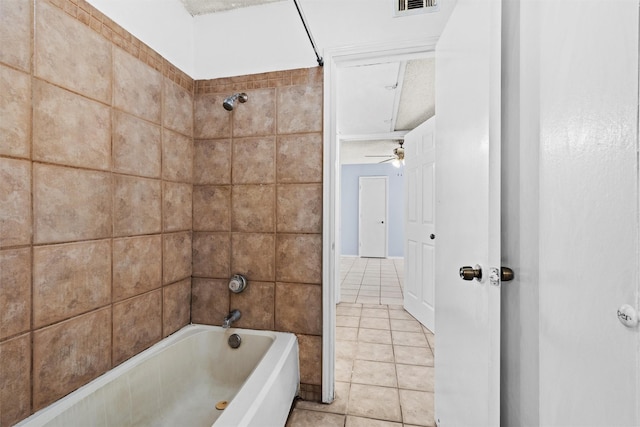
(338, 58), (434, 164)
(181, 0), (286, 16)
(395, 58), (435, 130)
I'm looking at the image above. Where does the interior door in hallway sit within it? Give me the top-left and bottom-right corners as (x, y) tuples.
(359, 176), (387, 258)
(434, 0), (502, 424)
(404, 118), (436, 332)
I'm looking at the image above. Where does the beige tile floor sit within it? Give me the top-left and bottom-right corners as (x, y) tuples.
(287, 258), (436, 427)
(337, 257), (405, 306)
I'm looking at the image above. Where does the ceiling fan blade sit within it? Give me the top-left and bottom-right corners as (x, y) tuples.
(365, 155), (394, 158)
(378, 158), (394, 164)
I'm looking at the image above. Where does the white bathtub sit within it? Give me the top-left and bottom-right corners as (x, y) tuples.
(17, 324), (300, 427)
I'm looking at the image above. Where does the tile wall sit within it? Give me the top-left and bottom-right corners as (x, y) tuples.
(0, 0), (193, 424)
(1, 0), (325, 424)
(191, 69), (324, 400)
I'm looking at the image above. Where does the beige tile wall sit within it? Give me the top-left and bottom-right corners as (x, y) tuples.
(0, 0), (193, 424)
(1, 0), (326, 424)
(191, 68), (324, 398)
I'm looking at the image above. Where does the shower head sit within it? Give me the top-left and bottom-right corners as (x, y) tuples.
(223, 93), (248, 111)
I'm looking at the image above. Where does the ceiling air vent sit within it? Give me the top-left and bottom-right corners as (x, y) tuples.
(396, 0), (438, 15)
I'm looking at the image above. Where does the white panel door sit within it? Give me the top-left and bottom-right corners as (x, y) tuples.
(359, 176), (387, 258)
(434, 0), (502, 425)
(404, 118), (436, 332)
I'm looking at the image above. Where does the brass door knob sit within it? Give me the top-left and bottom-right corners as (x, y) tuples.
(459, 265), (482, 281)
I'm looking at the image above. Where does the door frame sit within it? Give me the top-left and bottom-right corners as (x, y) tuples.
(322, 38), (439, 403)
(359, 176), (389, 258)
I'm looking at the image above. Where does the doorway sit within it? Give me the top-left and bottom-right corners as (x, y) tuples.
(321, 38), (439, 406)
(359, 176), (388, 258)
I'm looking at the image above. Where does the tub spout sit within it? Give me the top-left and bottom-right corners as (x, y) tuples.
(222, 309), (241, 328)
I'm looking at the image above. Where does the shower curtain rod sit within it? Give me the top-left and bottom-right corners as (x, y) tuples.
(292, 0), (324, 66)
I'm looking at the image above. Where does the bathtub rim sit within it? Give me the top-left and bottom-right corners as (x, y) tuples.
(215, 324), (299, 426)
(16, 323), (299, 427)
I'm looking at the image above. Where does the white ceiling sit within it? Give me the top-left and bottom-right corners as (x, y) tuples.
(338, 58), (435, 165)
(338, 62), (401, 136)
(87, 0), (453, 78)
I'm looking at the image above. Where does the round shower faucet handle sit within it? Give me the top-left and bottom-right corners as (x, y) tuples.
(229, 274), (248, 293)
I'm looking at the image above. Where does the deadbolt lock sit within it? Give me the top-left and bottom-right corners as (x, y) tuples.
(459, 265), (482, 282)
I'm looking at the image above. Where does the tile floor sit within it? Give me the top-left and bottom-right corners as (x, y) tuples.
(337, 257), (405, 306)
(287, 257), (436, 427)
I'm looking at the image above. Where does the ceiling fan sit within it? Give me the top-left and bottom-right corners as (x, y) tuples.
(365, 140), (405, 167)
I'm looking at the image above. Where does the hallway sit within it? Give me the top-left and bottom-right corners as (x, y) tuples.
(287, 258), (436, 426)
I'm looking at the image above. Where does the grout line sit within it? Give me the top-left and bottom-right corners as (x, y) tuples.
(298, 258), (431, 425)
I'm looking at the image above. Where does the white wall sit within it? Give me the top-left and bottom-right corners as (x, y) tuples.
(86, 0), (194, 76)
(536, 1), (638, 424)
(87, 0), (455, 79)
(502, 0), (640, 425)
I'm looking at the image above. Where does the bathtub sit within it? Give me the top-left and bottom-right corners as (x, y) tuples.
(17, 324), (299, 427)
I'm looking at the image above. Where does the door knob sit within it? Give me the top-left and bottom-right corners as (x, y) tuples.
(459, 265), (482, 281)
(430, 234), (435, 240)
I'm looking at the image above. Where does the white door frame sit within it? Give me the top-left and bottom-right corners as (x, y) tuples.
(322, 38), (439, 403)
(359, 176), (388, 258)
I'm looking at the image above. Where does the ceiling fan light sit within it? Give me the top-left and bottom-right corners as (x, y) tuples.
(392, 158), (401, 168)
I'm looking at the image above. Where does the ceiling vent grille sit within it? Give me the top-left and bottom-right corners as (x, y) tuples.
(397, 0), (437, 14)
